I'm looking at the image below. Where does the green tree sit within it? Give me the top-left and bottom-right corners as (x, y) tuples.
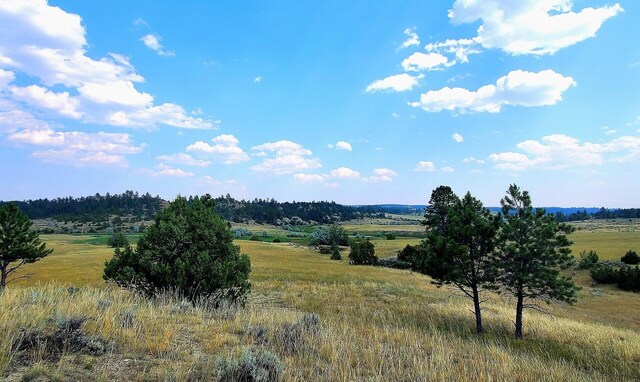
(107, 232), (129, 248)
(498, 185), (578, 338)
(349, 238), (377, 265)
(417, 190), (500, 334)
(330, 243), (341, 260)
(621, 250), (639, 265)
(0, 204), (52, 292)
(104, 195), (251, 305)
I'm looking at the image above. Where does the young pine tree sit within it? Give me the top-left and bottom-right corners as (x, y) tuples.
(498, 184), (578, 338)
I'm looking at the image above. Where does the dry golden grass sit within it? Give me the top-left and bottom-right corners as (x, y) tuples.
(2, 234), (639, 381)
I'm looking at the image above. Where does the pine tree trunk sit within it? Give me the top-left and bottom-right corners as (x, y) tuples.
(515, 283), (524, 338)
(0, 262), (7, 293)
(472, 285), (483, 334)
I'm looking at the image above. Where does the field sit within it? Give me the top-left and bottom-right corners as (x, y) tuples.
(1, 220), (639, 381)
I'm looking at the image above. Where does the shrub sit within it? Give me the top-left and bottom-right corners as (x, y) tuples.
(385, 233), (396, 240)
(250, 235), (261, 241)
(308, 224), (349, 247)
(349, 238), (377, 265)
(617, 266), (640, 292)
(215, 348), (284, 382)
(272, 238), (282, 243)
(103, 195), (251, 306)
(330, 244), (341, 260)
(397, 244), (418, 263)
(577, 250), (599, 269)
(232, 228), (253, 238)
(621, 250), (640, 265)
(106, 232), (129, 248)
(275, 313), (321, 354)
(589, 264), (619, 284)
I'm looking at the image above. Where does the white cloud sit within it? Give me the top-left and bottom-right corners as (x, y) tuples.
(140, 34), (174, 56)
(410, 69), (575, 113)
(365, 73), (422, 93)
(333, 141), (352, 151)
(254, 76), (262, 83)
(448, 0), (623, 56)
(415, 161), (436, 172)
(3, 112), (143, 167)
(400, 28), (420, 49)
(185, 134), (250, 164)
(133, 18), (148, 27)
(251, 140), (321, 175)
(425, 38), (481, 63)
(152, 163), (194, 177)
(401, 52), (450, 72)
(10, 84), (82, 119)
(329, 167), (361, 179)
(0, 1), (213, 130)
(441, 166), (455, 173)
(155, 153), (211, 167)
(490, 134), (640, 171)
(452, 132), (464, 143)
(367, 168), (397, 182)
(463, 157), (485, 164)
(293, 173), (327, 183)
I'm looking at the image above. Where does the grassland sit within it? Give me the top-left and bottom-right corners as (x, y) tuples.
(2, 221), (639, 381)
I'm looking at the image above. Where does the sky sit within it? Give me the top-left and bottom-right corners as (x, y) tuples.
(0, 0), (639, 207)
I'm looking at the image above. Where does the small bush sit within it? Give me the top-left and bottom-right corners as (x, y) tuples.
(578, 250), (599, 269)
(385, 233), (396, 240)
(272, 238), (282, 243)
(349, 238), (377, 265)
(250, 235), (261, 241)
(232, 228), (253, 238)
(275, 313), (321, 354)
(617, 266), (640, 292)
(106, 232), (129, 248)
(330, 244), (341, 260)
(397, 244), (418, 263)
(621, 250), (640, 265)
(215, 348), (284, 382)
(590, 264), (619, 284)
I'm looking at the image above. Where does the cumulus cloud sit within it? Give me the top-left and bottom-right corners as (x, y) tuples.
(330, 141), (352, 151)
(0, 1), (213, 130)
(367, 168), (397, 182)
(441, 166), (455, 173)
(3, 111), (143, 166)
(365, 73), (422, 93)
(155, 153), (211, 167)
(140, 34), (175, 56)
(251, 140), (321, 175)
(425, 38), (481, 64)
(295, 167), (397, 184)
(185, 134), (250, 164)
(329, 167), (361, 179)
(410, 69), (575, 113)
(152, 163), (194, 177)
(449, 0), (623, 56)
(401, 52), (450, 72)
(452, 133), (464, 143)
(399, 28), (420, 49)
(415, 161), (436, 172)
(489, 134), (640, 171)
(463, 157), (485, 164)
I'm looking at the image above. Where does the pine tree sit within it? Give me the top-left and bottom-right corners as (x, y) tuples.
(0, 204), (52, 292)
(498, 184), (578, 338)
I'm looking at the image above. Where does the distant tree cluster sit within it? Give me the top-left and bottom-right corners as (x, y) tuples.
(0, 191), (163, 222)
(405, 185), (578, 338)
(554, 207), (640, 222)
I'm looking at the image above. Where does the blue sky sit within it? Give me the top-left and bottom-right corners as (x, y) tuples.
(0, 0), (638, 207)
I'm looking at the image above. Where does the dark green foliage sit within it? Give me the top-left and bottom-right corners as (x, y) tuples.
(106, 232), (129, 248)
(348, 238), (377, 265)
(589, 264), (619, 284)
(385, 233), (396, 240)
(621, 250), (639, 265)
(577, 250), (599, 269)
(498, 184), (578, 338)
(330, 243), (341, 260)
(272, 238), (282, 243)
(617, 266), (640, 292)
(0, 203), (53, 291)
(415, 188), (500, 334)
(103, 195), (251, 305)
(397, 244), (418, 263)
(214, 348), (284, 382)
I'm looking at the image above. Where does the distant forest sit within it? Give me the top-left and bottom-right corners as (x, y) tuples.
(0, 191), (384, 225)
(1, 191), (638, 225)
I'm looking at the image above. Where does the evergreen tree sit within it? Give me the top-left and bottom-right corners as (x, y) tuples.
(416, 190), (500, 334)
(104, 195), (251, 305)
(498, 184), (578, 338)
(0, 204), (52, 292)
